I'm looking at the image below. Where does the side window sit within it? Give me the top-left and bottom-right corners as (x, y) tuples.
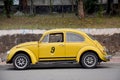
(49, 33), (64, 43)
(42, 35), (49, 43)
(42, 33), (64, 43)
(66, 32), (84, 42)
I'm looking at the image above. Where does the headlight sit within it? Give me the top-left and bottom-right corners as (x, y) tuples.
(7, 51), (10, 54)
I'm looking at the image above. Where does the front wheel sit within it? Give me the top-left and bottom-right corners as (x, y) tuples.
(13, 53), (30, 70)
(80, 52), (98, 68)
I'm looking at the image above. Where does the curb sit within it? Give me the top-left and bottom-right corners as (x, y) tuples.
(107, 56), (120, 63)
(0, 62), (6, 65)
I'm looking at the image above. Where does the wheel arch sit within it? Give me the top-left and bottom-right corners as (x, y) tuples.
(9, 49), (38, 64)
(79, 50), (101, 63)
(76, 46), (103, 63)
(12, 51), (32, 63)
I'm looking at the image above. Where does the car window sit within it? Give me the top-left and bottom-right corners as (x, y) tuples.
(42, 35), (49, 43)
(42, 33), (64, 43)
(66, 32), (84, 42)
(49, 33), (63, 43)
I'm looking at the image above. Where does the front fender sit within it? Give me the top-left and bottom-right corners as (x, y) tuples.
(7, 48), (38, 64)
(76, 46), (105, 62)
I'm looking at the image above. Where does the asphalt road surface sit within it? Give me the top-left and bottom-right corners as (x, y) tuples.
(0, 63), (120, 80)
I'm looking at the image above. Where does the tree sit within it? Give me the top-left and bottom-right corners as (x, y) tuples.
(118, 0), (120, 15)
(30, 0), (34, 15)
(106, 0), (112, 14)
(78, 0), (85, 18)
(83, 0), (97, 14)
(4, 0), (12, 18)
(49, 0), (53, 13)
(61, 0), (64, 17)
(19, 0), (28, 13)
(106, 0), (120, 15)
(71, 0), (74, 12)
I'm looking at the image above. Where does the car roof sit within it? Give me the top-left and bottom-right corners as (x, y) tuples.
(44, 28), (86, 35)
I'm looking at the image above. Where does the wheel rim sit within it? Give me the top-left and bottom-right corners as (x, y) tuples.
(84, 54), (97, 67)
(14, 56), (28, 69)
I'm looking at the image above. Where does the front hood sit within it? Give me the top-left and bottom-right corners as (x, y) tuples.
(16, 41), (38, 48)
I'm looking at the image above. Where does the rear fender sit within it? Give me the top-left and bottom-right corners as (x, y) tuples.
(76, 46), (104, 63)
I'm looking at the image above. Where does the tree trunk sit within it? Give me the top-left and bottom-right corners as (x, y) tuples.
(49, 0), (53, 14)
(71, 0), (74, 12)
(78, 0), (85, 18)
(61, 0), (64, 17)
(118, 0), (120, 15)
(106, 0), (110, 14)
(30, 0), (34, 15)
(106, 0), (113, 14)
(19, 0), (28, 13)
(22, 0), (28, 13)
(4, 0), (11, 18)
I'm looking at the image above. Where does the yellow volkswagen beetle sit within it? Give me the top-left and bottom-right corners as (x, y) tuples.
(6, 29), (111, 69)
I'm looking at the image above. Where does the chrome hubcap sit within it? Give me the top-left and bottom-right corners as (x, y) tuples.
(84, 55), (96, 67)
(15, 56), (27, 69)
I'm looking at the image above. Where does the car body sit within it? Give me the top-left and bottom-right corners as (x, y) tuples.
(6, 29), (112, 69)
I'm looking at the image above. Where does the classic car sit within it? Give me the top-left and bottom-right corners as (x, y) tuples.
(6, 29), (111, 69)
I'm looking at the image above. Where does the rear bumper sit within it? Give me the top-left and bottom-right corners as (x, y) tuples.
(105, 55), (112, 61)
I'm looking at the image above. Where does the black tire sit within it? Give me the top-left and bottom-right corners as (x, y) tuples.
(13, 53), (30, 70)
(80, 52), (98, 68)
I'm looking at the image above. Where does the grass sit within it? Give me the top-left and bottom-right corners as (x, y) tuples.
(0, 14), (120, 30)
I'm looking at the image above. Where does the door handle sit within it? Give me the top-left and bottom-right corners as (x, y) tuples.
(59, 44), (64, 46)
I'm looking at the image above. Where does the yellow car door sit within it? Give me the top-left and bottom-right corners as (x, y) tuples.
(39, 33), (65, 61)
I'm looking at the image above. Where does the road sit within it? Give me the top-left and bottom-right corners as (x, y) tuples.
(0, 63), (120, 80)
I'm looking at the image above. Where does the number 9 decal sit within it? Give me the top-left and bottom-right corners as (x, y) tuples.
(51, 47), (55, 53)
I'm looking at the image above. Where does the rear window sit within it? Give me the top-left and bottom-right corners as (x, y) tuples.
(66, 32), (84, 42)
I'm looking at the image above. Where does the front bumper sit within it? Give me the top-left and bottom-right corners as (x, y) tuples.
(105, 55), (112, 61)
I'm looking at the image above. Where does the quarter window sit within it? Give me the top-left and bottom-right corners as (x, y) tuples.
(42, 35), (49, 42)
(66, 32), (84, 42)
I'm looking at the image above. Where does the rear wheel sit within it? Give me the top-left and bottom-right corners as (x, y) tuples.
(13, 53), (30, 70)
(80, 52), (98, 68)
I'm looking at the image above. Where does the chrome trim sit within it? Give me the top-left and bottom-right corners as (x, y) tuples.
(105, 55), (112, 61)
